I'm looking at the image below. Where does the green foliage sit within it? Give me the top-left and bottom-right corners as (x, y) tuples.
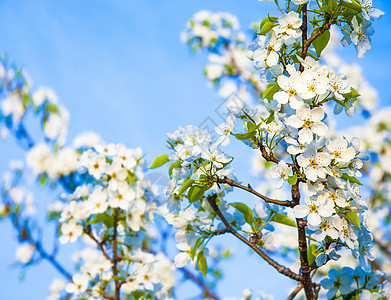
(346, 211), (361, 230)
(341, 173), (363, 185)
(258, 15), (278, 35)
(263, 83), (280, 101)
(312, 29), (330, 57)
(197, 250), (208, 277)
(188, 185), (207, 203)
(271, 212), (297, 227)
(230, 202), (254, 225)
(178, 178), (195, 196)
(150, 154), (170, 169)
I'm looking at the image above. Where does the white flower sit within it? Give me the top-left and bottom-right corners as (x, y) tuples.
(276, 11), (302, 44)
(287, 106), (328, 144)
(274, 71), (305, 109)
(86, 187), (108, 214)
(297, 144), (331, 182)
(215, 114), (236, 146)
(293, 196), (334, 226)
(360, 0), (384, 20)
(1, 95), (24, 122)
(65, 274), (89, 296)
(59, 219), (83, 244)
(342, 16), (374, 58)
(15, 244), (34, 264)
(269, 160), (292, 189)
(174, 243), (191, 268)
(252, 31), (281, 67)
(326, 137), (356, 163)
(328, 72), (351, 100)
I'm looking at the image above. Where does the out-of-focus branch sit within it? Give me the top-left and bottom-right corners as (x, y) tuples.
(179, 267), (220, 300)
(228, 46), (265, 95)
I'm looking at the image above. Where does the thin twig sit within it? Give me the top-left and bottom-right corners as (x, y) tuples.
(180, 267), (220, 300)
(207, 195), (302, 282)
(287, 282), (303, 300)
(217, 176), (293, 207)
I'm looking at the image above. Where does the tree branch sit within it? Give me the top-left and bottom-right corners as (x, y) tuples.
(207, 195), (302, 282)
(287, 282), (303, 300)
(179, 267), (220, 300)
(217, 176), (293, 207)
(228, 46), (265, 95)
(291, 183), (314, 300)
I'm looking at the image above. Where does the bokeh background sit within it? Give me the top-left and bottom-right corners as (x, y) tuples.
(0, 0), (390, 299)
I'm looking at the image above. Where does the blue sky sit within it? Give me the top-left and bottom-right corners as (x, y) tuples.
(0, 0), (391, 299)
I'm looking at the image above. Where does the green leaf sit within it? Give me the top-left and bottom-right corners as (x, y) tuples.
(263, 83), (280, 101)
(169, 160), (182, 179)
(112, 275), (126, 282)
(288, 174), (297, 185)
(342, 87), (360, 99)
(230, 202), (254, 225)
(271, 212), (297, 227)
(312, 29), (330, 57)
(88, 213), (114, 228)
(247, 120), (257, 132)
(234, 131), (256, 141)
(346, 211), (361, 230)
(332, 97), (349, 109)
(341, 0), (362, 11)
(187, 185), (206, 203)
(307, 244), (319, 265)
(257, 16), (277, 35)
(150, 154), (170, 169)
(178, 178), (195, 196)
(264, 111), (275, 124)
(341, 173), (363, 185)
(197, 250), (208, 277)
(190, 238), (203, 260)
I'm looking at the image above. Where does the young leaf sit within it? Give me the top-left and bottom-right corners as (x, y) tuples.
(263, 83), (280, 101)
(234, 131), (256, 141)
(287, 174), (297, 185)
(150, 154), (170, 169)
(197, 250), (208, 277)
(271, 212), (297, 227)
(169, 160), (182, 179)
(341, 173), (363, 185)
(342, 87), (360, 99)
(230, 202), (254, 225)
(307, 244), (319, 265)
(188, 185), (206, 203)
(178, 178), (195, 196)
(312, 29), (330, 57)
(88, 213), (114, 228)
(346, 211), (361, 230)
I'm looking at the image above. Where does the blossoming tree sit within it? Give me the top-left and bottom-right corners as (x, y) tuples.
(1, 0), (391, 299)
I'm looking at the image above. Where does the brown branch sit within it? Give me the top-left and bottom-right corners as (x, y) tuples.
(300, 4), (309, 72)
(85, 225), (111, 261)
(287, 282), (303, 300)
(179, 267), (220, 300)
(207, 195), (302, 282)
(259, 142), (280, 164)
(112, 209), (121, 300)
(373, 237), (391, 257)
(217, 176), (293, 207)
(292, 183), (314, 300)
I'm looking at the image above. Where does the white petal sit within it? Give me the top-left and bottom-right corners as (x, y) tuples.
(293, 205), (309, 218)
